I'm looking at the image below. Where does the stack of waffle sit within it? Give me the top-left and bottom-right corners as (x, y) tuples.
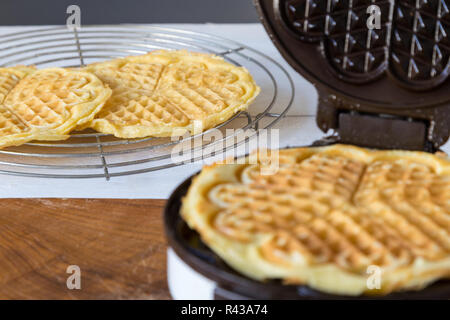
(0, 50), (261, 149)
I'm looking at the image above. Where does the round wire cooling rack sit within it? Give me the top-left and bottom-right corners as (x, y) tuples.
(0, 25), (294, 180)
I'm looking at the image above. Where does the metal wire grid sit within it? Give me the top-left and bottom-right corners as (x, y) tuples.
(0, 25), (294, 179)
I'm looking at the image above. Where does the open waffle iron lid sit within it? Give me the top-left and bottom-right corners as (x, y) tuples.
(254, 0), (450, 151)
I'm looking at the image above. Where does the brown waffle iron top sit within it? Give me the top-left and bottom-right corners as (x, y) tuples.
(254, 0), (450, 151)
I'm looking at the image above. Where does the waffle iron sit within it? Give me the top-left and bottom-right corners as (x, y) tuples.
(164, 0), (450, 299)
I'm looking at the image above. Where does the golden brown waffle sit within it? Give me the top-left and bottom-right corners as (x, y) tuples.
(83, 50), (260, 138)
(0, 67), (36, 147)
(0, 67), (111, 149)
(181, 144), (450, 296)
(0, 66), (35, 104)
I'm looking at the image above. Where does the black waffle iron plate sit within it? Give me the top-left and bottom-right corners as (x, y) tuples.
(164, 0), (450, 299)
(255, 0), (450, 151)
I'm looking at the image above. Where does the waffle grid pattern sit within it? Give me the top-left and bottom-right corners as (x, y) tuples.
(0, 105), (28, 136)
(283, 0), (450, 88)
(182, 145), (450, 295)
(7, 71), (92, 127)
(0, 68), (34, 144)
(0, 71), (22, 103)
(391, 0), (450, 83)
(88, 51), (260, 138)
(0, 68), (111, 148)
(158, 63), (246, 120)
(210, 153), (449, 270)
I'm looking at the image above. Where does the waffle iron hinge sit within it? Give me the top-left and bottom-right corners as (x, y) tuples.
(316, 101), (435, 152)
(336, 111), (430, 152)
(316, 96), (450, 153)
(315, 99), (431, 151)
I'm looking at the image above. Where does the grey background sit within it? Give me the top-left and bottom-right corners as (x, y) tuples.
(0, 0), (259, 25)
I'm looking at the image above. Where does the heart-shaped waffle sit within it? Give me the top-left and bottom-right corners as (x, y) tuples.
(181, 144), (450, 295)
(0, 67), (111, 149)
(0, 66), (35, 103)
(82, 50), (260, 138)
